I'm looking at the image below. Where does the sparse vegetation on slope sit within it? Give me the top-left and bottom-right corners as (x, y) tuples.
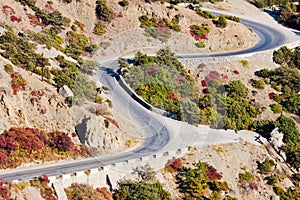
(123, 47), (200, 124)
(0, 127), (88, 169)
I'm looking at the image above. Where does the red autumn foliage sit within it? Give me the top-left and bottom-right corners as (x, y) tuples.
(0, 127), (76, 169)
(221, 74), (228, 79)
(233, 70), (240, 75)
(167, 90), (177, 100)
(10, 15), (21, 23)
(27, 13), (44, 27)
(201, 80), (208, 87)
(146, 64), (158, 75)
(165, 157), (183, 173)
(103, 116), (120, 129)
(30, 90), (45, 106)
(156, 23), (169, 35)
(207, 165), (222, 181)
(38, 174), (50, 184)
(71, 132), (77, 137)
(248, 180), (258, 190)
(2, 5), (15, 16)
(190, 30), (208, 41)
(10, 72), (26, 95)
(44, 3), (53, 10)
(0, 128), (45, 152)
(96, 187), (113, 200)
(0, 183), (12, 200)
(205, 71), (221, 84)
(115, 12), (123, 18)
(48, 131), (74, 152)
(268, 92), (275, 100)
(0, 150), (9, 165)
(40, 108), (47, 114)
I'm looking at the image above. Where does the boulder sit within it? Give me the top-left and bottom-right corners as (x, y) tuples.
(75, 116), (122, 152)
(58, 85), (74, 98)
(269, 127), (284, 152)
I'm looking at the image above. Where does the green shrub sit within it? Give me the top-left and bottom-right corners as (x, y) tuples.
(102, 86), (110, 91)
(226, 80), (248, 101)
(4, 64), (14, 74)
(27, 29), (64, 50)
(71, 25), (77, 31)
(95, 95), (103, 104)
(225, 15), (240, 23)
(15, 0), (37, 7)
(36, 10), (71, 27)
(104, 119), (110, 128)
(171, 14), (180, 25)
(63, 0), (72, 3)
(105, 99), (113, 107)
(113, 180), (171, 200)
(215, 15), (227, 28)
(258, 157), (275, 174)
(196, 41), (205, 48)
(264, 175), (278, 185)
(196, 8), (216, 19)
(239, 60), (249, 67)
(239, 172), (254, 181)
(96, 0), (114, 22)
(93, 23), (106, 35)
(250, 79), (265, 89)
(0, 29), (50, 76)
(80, 60), (99, 76)
(74, 20), (85, 31)
(269, 103), (282, 114)
(189, 24), (210, 40)
(119, 0), (129, 6)
(65, 96), (74, 107)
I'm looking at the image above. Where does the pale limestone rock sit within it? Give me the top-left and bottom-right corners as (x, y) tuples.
(59, 85), (74, 98)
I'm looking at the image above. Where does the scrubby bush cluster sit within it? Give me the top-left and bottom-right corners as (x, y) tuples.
(0, 127), (86, 169)
(93, 23), (107, 35)
(0, 28), (50, 70)
(195, 7), (216, 19)
(189, 24), (210, 40)
(255, 66), (300, 114)
(114, 180), (170, 200)
(258, 157), (275, 174)
(176, 161), (230, 199)
(54, 56), (97, 100)
(273, 46), (300, 68)
(65, 183), (112, 200)
(65, 30), (98, 60)
(254, 0), (300, 30)
(27, 29), (64, 50)
(224, 15), (240, 22)
(124, 48), (199, 124)
(139, 15), (181, 36)
(165, 157), (182, 173)
(250, 78), (265, 89)
(199, 80), (260, 130)
(250, 115), (300, 169)
(215, 15), (228, 28)
(269, 103), (282, 114)
(96, 0), (114, 22)
(10, 72), (27, 95)
(30, 175), (57, 200)
(0, 179), (11, 200)
(238, 171), (258, 191)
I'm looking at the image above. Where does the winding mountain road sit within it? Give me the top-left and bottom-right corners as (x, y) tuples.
(0, 13), (294, 182)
